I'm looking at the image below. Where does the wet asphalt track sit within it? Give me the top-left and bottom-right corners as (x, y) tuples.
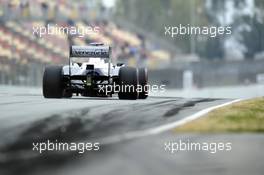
(0, 87), (263, 175)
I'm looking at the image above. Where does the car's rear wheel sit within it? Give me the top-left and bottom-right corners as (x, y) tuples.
(118, 67), (138, 100)
(43, 66), (64, 98)
(138, 68), (148, 99)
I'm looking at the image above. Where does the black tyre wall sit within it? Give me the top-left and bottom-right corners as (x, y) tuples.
(138, 68), (148, 99)
(118, 67), (138, 100)
(43, 66), (63, 98)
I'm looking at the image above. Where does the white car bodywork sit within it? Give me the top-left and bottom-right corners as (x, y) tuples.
(62, 58), (120, 76)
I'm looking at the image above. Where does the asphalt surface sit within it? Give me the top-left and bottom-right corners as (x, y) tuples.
(0, 86), (263, 175)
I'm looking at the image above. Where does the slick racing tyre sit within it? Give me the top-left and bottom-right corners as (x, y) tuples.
(118, 67), (138, 100)
(138, 68), (148, 99)
(43, 66), (64, 98)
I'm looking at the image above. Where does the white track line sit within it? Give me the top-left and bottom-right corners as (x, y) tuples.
(101, 99), (241, 145)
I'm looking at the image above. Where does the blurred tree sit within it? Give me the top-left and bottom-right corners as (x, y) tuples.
(202, 0), (226, 59)
(242, 16), (264, 58)
(204, 0), (264, 60)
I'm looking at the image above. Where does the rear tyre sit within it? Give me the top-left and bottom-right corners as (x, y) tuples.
(43, 66), (64, 98)
(118, 67), (138, 100)
(138, 68), (148, 99)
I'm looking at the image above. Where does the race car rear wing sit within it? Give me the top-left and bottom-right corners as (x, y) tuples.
(69, 45), (111, 58)
(68, 44), (112, 82)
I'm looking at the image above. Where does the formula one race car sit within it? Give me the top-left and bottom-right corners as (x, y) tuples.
(42, 43), (148, 100)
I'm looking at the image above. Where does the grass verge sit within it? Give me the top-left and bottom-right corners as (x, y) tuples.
(175, 97), (264, 133)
